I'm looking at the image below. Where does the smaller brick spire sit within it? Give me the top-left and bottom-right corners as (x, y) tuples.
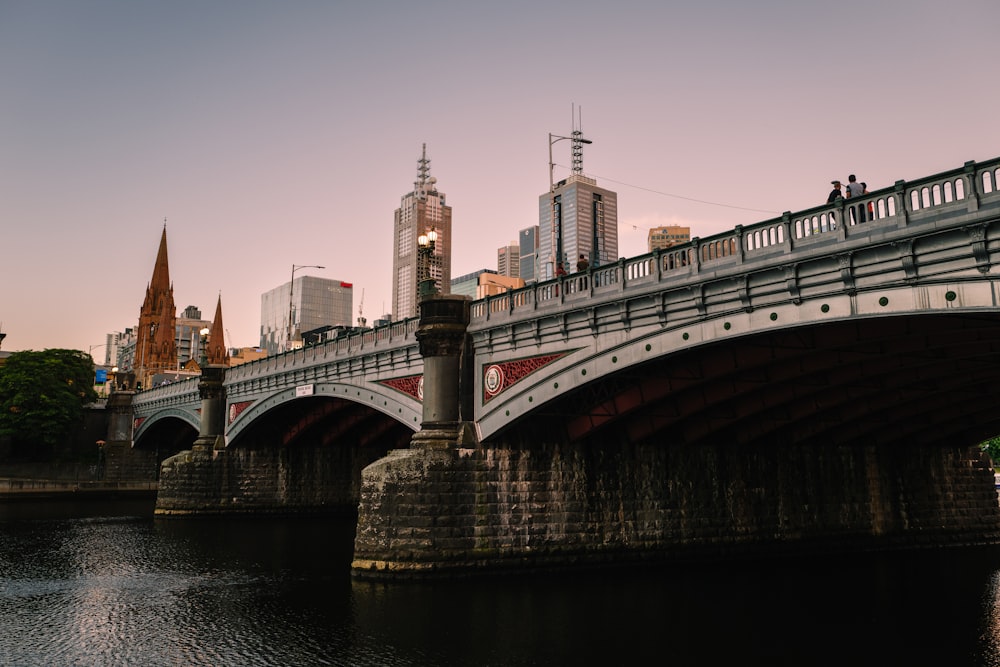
(206, 295), (229, 367)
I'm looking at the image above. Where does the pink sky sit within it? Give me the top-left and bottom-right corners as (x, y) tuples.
(2, 0), (998, 355)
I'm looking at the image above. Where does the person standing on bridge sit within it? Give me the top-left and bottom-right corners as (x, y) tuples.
(827, 180), (843, 228)
(846, 174), (866, 222)
(576, 254), (589, 272)
(827, 180), (842, 203)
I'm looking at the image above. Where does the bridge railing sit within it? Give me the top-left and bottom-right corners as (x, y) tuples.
(470, 156), (1000, 324)
(224, 317), (421, 383)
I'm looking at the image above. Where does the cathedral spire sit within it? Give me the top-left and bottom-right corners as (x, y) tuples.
(149, 223), (170, 293)
(136, 225), (177, 387)
(206, 294), (229, 367)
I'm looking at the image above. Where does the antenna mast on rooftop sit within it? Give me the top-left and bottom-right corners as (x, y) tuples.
(571, 103), (585, 176)
(414, 143), (432, 199)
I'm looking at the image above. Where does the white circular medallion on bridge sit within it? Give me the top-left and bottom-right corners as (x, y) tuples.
(484, 365), (505, 396)
(417, 376), (424, 401)
(229, 403), (237, 424)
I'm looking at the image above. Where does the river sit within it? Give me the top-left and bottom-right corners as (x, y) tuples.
(1, 499), (1000, 666)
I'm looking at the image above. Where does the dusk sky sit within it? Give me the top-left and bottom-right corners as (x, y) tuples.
(2, 1), (998, 356)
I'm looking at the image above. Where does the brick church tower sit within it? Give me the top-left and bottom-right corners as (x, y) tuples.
(205, 295), (230, 367)
(135, 225), (178, 387)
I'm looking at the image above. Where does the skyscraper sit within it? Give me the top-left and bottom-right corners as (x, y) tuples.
(518, 225), (538, 283)
(392, 144), (452, 320)
(538, 130), (617, 280)
(497, 242), (520, 278)
(260, 276), (353, 355)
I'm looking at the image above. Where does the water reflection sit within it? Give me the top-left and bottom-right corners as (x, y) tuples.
(2, 509), (1000, 666)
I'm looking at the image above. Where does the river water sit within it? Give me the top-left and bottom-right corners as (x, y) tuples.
(2, 500), (1000, 666)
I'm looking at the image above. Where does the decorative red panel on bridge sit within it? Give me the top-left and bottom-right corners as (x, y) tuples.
(379, 375), (423, 401)
(228, 400), (253, 424)
(482, 351), (574, 403)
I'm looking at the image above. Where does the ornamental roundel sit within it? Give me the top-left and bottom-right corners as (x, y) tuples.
(228, 400), (253, 425)
(484, 365), (505, 396)
(417, 376), (424, 401)
(481, 351), (573, 403)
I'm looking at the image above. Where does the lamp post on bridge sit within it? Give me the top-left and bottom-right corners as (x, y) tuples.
(193, 326), (225, 451)
(286, 264), (324, 352)
(417, 228), (439, 300)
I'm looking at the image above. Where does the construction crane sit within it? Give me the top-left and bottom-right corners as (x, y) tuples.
(357, 288), (367, 328)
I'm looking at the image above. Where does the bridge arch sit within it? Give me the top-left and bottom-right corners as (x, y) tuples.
(225, 381), (419, 446)
(480, 307), (1000, 453)
(474, 274), (1000, 445)
(134, 407), (200, 444)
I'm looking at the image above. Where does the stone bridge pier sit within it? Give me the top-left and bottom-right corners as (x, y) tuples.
(351, 294), (1000, 580)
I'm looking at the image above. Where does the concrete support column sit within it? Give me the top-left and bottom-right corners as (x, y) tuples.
(412, 295), (470, 450)
(193, 365), (226, 451)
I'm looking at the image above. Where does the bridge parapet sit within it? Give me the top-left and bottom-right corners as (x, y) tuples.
(471, 156), (1000, 328)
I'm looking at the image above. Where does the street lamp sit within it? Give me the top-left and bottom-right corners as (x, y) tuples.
(417, 228), (439, 299)
(548, 131), (593, 279)
(199, 327), (210, 367)
(287, 264), (324, 352)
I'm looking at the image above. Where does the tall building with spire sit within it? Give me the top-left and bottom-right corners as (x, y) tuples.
(135, 226), (178, 388)
(391, 144), (452, 320)
(538, 117), (618, 281)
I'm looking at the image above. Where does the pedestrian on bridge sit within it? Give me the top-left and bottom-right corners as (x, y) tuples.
(846, 174), (866, 222)
(827, 180), (842, 203)
(576, 254), (589, 272)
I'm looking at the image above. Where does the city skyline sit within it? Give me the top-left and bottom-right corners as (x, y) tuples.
(2, 1), (998, 353)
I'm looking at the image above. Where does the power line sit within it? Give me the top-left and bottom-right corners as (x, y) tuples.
(554, 163), (781, 216)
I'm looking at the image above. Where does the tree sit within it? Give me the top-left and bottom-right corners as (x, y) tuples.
(981, 437), (1000, 466)
(0, 349), (98, 457)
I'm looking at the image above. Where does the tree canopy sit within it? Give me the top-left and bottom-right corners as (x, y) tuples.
(981, 437), (1000, 466)
(0, 348), (98, 452)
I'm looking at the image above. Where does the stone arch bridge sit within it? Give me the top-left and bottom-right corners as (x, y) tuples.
(123, 156), (1000, 578)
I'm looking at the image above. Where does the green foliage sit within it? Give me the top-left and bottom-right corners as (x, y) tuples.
(0, 349), (99, 451)
(981, 437), (1000, 465)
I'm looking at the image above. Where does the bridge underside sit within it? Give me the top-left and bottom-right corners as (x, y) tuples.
(353, 312), (1000, 578)
(535, 312), (1000, 451)
(156, 397), (412, 516)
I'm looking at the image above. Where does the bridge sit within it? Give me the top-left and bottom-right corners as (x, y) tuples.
(121, 156), (1000, 578)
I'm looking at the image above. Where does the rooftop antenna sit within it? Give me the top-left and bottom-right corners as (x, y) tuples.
(571, 103), (585, 176)
(415, 143), (431, 199)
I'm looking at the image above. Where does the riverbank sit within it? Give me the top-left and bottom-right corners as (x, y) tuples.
(0, 477), (158, 502)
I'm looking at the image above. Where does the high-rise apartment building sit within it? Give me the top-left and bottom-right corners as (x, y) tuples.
(648, 224), (691, 252)
(176, 305), (212, 367)
(518, 225), (538, 283)
(497, 242), (519, 278)
(392, 145), (452, 320)
(260, 276), (353, 355)
(538, 130), (617, 280)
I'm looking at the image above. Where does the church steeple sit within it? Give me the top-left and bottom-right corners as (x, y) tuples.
(206, 295), (229, 367)
(135, 224), (178, 387)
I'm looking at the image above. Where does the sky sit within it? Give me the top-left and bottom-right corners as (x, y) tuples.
(2, 0), (998, 355)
